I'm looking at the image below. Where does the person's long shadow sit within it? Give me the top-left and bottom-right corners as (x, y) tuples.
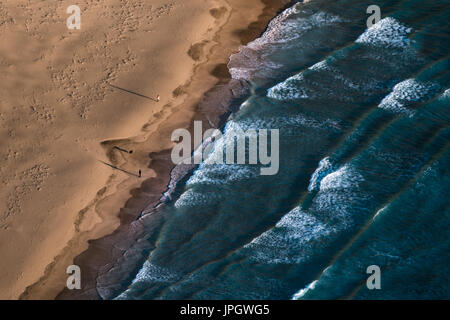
(98, 160), (140, 177)
(108, 83), (158, 102)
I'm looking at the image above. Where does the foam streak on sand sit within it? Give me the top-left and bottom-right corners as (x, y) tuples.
(0, 0), (292, 299)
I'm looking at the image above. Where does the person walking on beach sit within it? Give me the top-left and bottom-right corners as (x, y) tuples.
(156, 94), (160, 102)
(138, 169), (142, 178)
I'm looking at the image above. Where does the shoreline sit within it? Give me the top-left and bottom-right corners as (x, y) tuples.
(17, 0), (292, 300)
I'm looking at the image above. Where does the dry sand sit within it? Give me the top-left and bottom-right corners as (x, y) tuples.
(0, 0), (290, 299)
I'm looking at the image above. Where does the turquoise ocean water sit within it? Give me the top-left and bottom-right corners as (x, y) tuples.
(117, 0), (450, 299)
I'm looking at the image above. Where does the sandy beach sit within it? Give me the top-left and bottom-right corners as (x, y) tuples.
(0, 0), (290, 299)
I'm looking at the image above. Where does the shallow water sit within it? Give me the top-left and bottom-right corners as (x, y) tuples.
(116, 0), (450, 299)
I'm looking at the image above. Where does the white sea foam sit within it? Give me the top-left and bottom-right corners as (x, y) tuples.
(131, 261), (178, 284)
(267, 73), (309, 100)
(308, 59), (328, 71)
(229, 10), (345, 80)
(319, 164), (364, 191)
(232, 115), (342, 132)
(268, 18), (417, 102)
(249, 11), (345, 48)
(308, 157), (334, 191)
(312, 164), (369, 225)
(310, 60), (361, 90)
(115, 262), (179, 299)
(229, 57), (284, 81)
(291, 263), (336, 300)
(378, 79), (442, 116)
(187, 164), (258, 186)
(356, 17), (413, 48)
(313, 191), (366, 223)
(373, 205), (388, 221)
(244, 206), (333, 264)
(292, 280), (317, 300)
(175, 188), (222, 208)
(268, 60), (363, 101)
(245, 163), (366, 264)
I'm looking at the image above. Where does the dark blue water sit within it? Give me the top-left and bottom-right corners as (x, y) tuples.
(116, 0), (450, 299)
